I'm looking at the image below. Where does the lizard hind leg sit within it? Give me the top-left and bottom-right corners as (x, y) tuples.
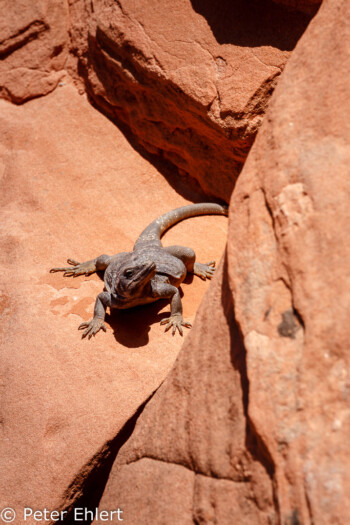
(163, 245), (196, 272)
(163, 245), (215, 281)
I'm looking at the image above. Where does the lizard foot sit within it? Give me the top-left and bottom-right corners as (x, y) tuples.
(50, 258), (95, 277)
(193, 261), (216, 280)
(78, 318), (107, 339)
(160, 314), (192, 336)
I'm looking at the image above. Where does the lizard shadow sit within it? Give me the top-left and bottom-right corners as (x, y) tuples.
(105, 290), (184, 348)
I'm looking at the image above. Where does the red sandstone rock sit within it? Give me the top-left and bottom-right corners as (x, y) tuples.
(0, 82), (227, 522)
(66, 261), (294, 521)
(228, 0), (350, 522)
(67, 0), (313, 201)
(77, 0), (349, 523)
(0, 0), (68, 103)
(82, 259), (275, 524)
(0, 0), (314, 200)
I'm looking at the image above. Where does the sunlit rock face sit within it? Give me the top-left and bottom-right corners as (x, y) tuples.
(66, 0), (312, 201)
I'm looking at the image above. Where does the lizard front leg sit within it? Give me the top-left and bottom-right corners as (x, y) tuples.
(153, 282), (192, 336)
(78, 291), (111, 339)
(50, 254), (112, 277)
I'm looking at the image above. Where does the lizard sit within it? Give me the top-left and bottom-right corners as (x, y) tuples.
(50, 202), (228, 338)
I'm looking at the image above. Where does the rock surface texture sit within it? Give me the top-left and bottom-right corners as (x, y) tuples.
(0, 0), (314, 200)
(67, 0), (313, 201)
(229, 0), (350, 521)
(93, 257), (275, 524)
(0, 0), (69, 103)
(84, 0), (348, 523)
(0, 84), (227, 522)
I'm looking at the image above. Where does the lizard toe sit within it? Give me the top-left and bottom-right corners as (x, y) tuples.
(160, 315), (191, 336)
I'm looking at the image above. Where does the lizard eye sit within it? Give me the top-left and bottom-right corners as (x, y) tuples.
(124, 269), (134, 278)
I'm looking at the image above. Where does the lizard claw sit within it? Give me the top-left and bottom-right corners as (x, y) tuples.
(193, 261), (216, 280)
(78, 318), (107, 339)
(50, 258), (95, 277)
(160, 314), (192, 336)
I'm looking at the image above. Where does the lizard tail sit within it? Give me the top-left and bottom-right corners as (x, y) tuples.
(134, 203), (228, 248)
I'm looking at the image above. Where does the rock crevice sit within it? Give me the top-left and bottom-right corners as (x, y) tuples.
(1, 0), (315, 200)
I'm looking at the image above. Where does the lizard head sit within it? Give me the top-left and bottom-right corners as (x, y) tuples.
(106, 253), (156, 302)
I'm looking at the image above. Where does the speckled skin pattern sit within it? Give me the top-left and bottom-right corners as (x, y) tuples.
(51, 203), (228, 337)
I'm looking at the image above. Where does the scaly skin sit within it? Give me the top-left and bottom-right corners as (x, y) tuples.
(50, 203), (228, 338)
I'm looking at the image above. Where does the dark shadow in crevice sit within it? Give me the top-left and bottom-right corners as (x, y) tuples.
(56, 392), (156, 525)
(221, 248), (275, 480)
(86, 90), (221, 206)
(73, 31), (219, 205)
(190, 0), (317, 50)
(82, 26), (236, 205)
(73, 0), (319, 209)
